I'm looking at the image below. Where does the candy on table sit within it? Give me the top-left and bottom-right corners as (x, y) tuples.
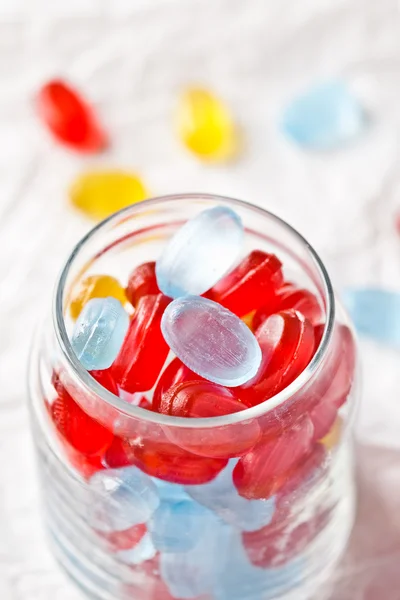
(89, 466), (159, 533)
(186, 460), (276, 532)
(115, 532), (157, 565)
(343, 287), (400, 348)
(70, 170), (148, 221)
(51, 377), (113, 457)
(252, 285), (322, 331)
(36, 80), (108, 153)
(211, 250), (284, 317)
(280, 81), (365, 149)
(148, 499), (211, 553)
(153, 358), (202, 408)
(233, 416), (314, 500)
(112, 294), (170, 393)
(156, 206), (244, 299)
(239, 309), (315, 405)
(126, 262), (160, 307)
(176, 87), (238, 161)
(161, 296), (262, 387)
(69, 274), (127, 320)
(71, 297), (129, 371)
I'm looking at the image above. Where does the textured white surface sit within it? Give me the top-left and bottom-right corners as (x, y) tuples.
(1, 1), (400, 598)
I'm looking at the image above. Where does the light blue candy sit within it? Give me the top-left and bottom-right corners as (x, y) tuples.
(89, 466), (159, 533)
(281, 81), (365, 150)
(148, 499), (210, 553)
(115, 532), (156, 565)
(186, 460), (276, 532)
(343, 287), (400, 348)
(150, 477), (190, 503)
(71, 297), (129, 370)
(161, 296), (262, 387)
(156, 206), (244, 298)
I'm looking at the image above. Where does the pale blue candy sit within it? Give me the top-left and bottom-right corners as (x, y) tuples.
(161, 296), (262, 387)
(148, 499), (210, 553)
(160, 515), (232, 599)
(71, 297), (129, 370)
(281, 81), (365, 149)
(156, 206), (244, 298)
(115, 532), (157, 565)
(214, 534), (303, 600)
(89, 466), (159, 533)
(151, 477), (190, 503)
(186, 460), (276, 532)
(343, 287), (400, 348)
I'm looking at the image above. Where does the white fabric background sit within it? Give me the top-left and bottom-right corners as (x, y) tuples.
(1, 1), (400, 598)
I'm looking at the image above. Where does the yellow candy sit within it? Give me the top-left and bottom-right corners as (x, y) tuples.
(69, 274), (127, 320)
(320, 416), (342, 450)
(70, 171), (148, 221)
(242, 311), (255, 331)
(176, 88), (238, 161)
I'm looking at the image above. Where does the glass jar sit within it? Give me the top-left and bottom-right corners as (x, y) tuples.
(28, 194), (358, 600)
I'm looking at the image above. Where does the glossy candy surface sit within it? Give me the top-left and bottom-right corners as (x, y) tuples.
(176, 87), (237, 161)
(112, 294), (170, 393)
(280, 81), (365, 149)
(212, 250), (283, 317)
(89, 466), (160, 532)
(69, 274), (126, 320)
(161, 296), (262, 387)
(153, 358), (201, 408)
(36, 80), (107, 152)
(126, 262), (160, 307)
(253, 285), (322, 331)
(156, 206), (243, 298)
(70, 171), (148, 221)
(71, 297), (129, 370)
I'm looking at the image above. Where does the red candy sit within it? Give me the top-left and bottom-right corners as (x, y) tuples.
(212, 250), (283, 317)
(153, 358), (201, 408)
(112, 294), (170, 393)
(233, 416), (314, 499)
(239, 310), (315, 405)
(126, 262), (160, 307)
(253, 285), (322, 331)
(90, 368), (119, 395)
(36, 80), (107, 152)
(51, 379), (113, 457)
(100, 522), (147, 552)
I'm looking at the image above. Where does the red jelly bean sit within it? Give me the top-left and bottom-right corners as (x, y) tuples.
(112, 294), (170, 393)
(253, 286), (322, 331)
(212, 250), (283, 317)
(126, 262), (160, 307)
(239, 310), (315, 406)
(36, 80), (107, 152)
(51, 380), (113, 457)
(233, 416), (314, 500)
(153, 358), (201, 409)
(90, 368), (119, 395)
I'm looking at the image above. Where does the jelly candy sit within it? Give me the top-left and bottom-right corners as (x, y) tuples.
(70, 170), (148, 221)
(116, 532), (157, 565)
(154, 380), (250, 417)
(187, 460), (276, 532)
(343, 287), (400, 348)
(89, 466), (159, 532)
(100, 522), (147, 552)
(103, 436), (133, 469)
(71, 297), (129, 371)
(176, 87), (237, 161)
(151, 477), (191, 503)
(161, 296), (262, 387)
(212, 250), (283, 317)
(51, 379), (113, 457)
(156, 206), (243, 298)
(277, 443), (326, 501)
(252, 286), (322, 331)
(239, 310), (315, 405)
(148, 499), (210, 553)
(280, 81), (365, 149)
(126, 262), (159, 307)
(69, 274), (126, 320)
(233, 416), (314, 500)
(36, 80), (107, 152)
(112, 294), (170, 393)
(90, 368), (119, 395)
(153, 358), (201, 408)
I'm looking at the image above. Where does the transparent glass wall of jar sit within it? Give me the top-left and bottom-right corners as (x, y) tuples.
(28, 194), (359, 600)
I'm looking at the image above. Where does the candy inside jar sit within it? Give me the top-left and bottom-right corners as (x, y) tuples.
(31, 195), (358, 600)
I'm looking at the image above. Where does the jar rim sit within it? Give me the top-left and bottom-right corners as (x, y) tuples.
(54, 193), (335, 429)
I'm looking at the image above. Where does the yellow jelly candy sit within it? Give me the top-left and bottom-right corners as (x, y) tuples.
(70, 171), (148, 221)
(69, 274), (127, 320)
(176, 88), (238, 161)
(242, 311), (255, 330)
(320, 416), (342, 450)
